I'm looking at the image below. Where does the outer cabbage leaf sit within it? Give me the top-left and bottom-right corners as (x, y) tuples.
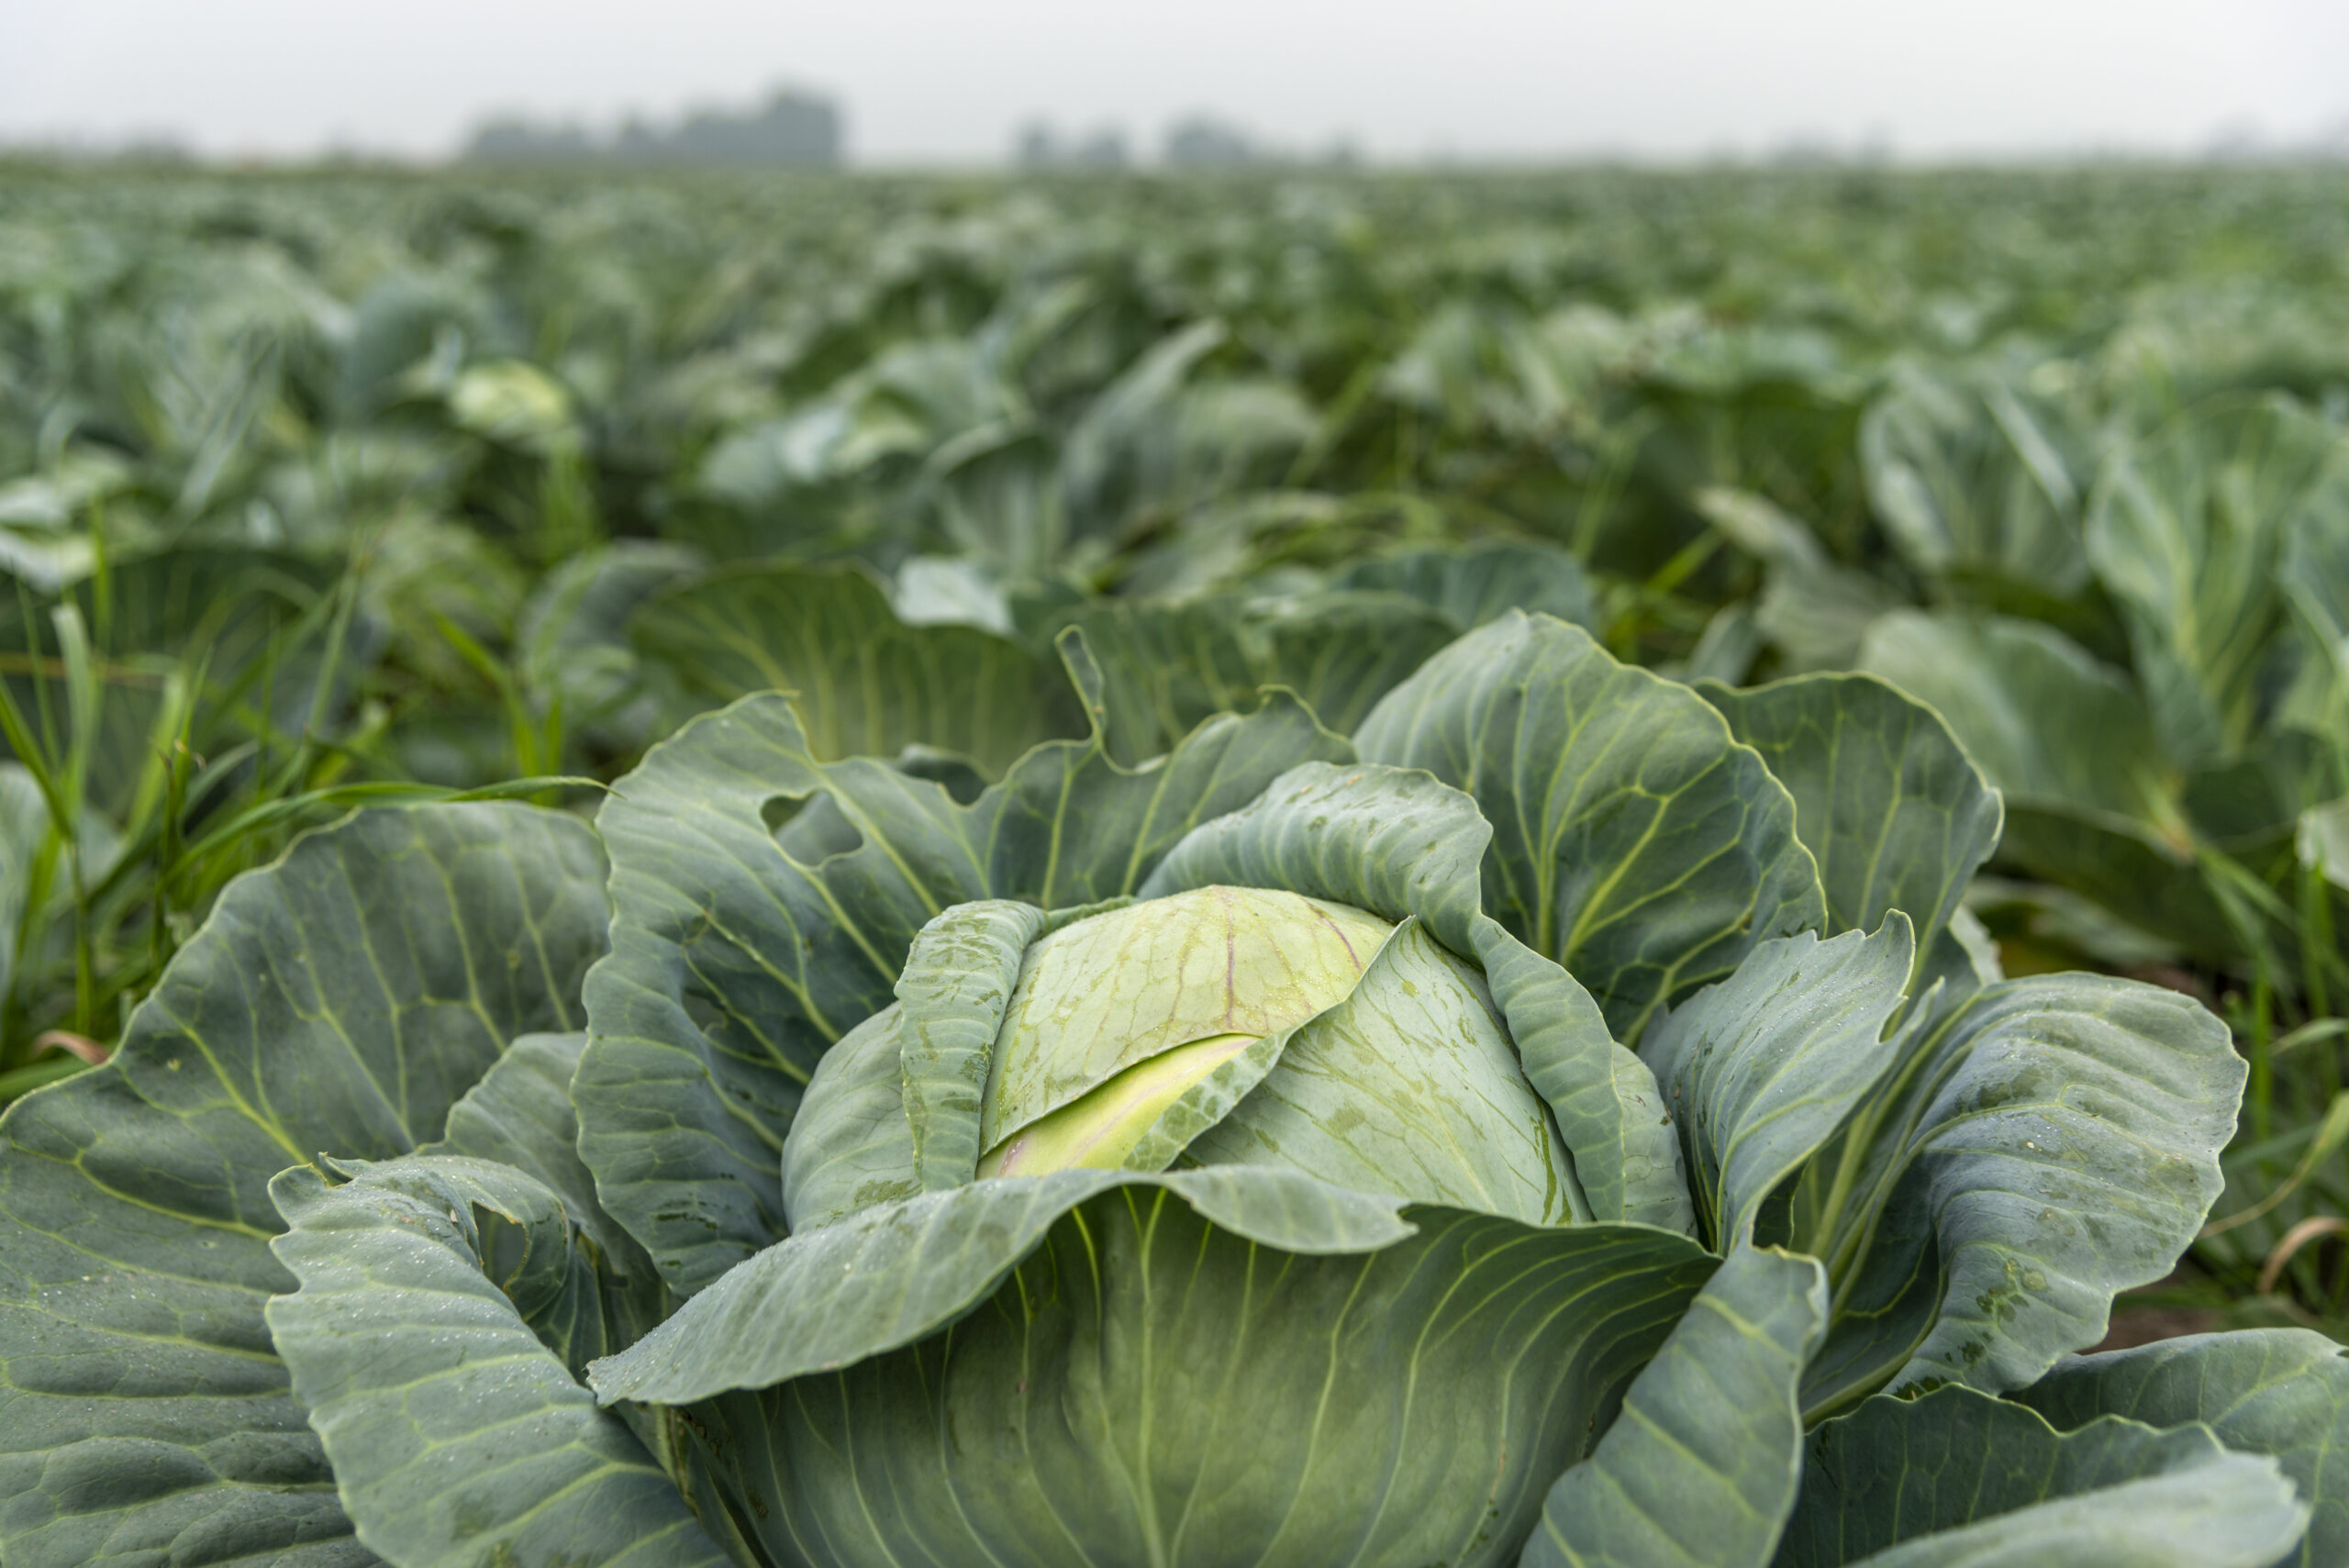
(1698, 486), (1902, 676)
(2086, 395), (2346, 767)
(1357, 611), (1824, 1043)
(593, 1168), (1717, 1568)
(1524, 1243), (1828, 1568)
(1042, 590), (1459, 765)
(1858, 366), (2090, 597)
(629, 560), (1071, 776)
(1031, 595), (1263, 764)
(424, 1033), (634, 1265)
(422, 1033), (672, 1362)
(515, 539), (704, 754)
(1798, 974), (2241, 1417)
(1780, 1384), (2307, 1568)
(1858, 610), (2167, 826)
(1858, 609), (2249, 957)
(775, 1008), (920, 1233)
(1700, 673), (2001, 976)
(267, 1156), (727, 1568)
(2015, 1329), (2349, 1568)
(2283, 464), (2349, 689)
(1640, 919), (1914, 1250)
(1830, 1473), (2299, 1568)
(0, 805), (607, 1568)
(1333, 538), (1602, 634)
(593, 1167), (1418, 1402)
(1255, 592), (1470, 740)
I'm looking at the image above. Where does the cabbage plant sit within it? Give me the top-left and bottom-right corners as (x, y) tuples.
(2, 613), (2343, 1567)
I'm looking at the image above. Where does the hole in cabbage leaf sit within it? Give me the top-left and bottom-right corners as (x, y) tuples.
(894, 744), (988, 805)
(763, 790), (863, 862)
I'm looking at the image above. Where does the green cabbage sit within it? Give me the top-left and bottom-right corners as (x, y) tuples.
(0, 614), (2328, 1568)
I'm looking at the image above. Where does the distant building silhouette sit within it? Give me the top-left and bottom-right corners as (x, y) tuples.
(466, 118), (599, 164)
(1163, 116), (1257, 168)
(1006, 113), (1364, 172)
(1014, 122), (1130, 170)
(463, 88), (841, 167)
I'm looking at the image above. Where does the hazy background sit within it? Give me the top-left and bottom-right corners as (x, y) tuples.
(5, 0), (2346, 164)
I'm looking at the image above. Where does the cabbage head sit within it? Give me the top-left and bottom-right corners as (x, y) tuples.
(0, 614), (2339, 1568)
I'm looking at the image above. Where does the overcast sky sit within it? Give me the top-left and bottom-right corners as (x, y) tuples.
(4, 0), (2344, 164)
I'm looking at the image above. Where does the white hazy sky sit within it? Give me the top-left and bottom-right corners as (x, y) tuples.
(4, 0), (2344, 164)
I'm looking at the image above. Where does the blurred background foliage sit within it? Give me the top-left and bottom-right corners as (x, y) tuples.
(4, 159), (2349, 1331)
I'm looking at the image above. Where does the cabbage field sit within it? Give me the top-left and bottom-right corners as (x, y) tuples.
(4, 162), (2349, 1565)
